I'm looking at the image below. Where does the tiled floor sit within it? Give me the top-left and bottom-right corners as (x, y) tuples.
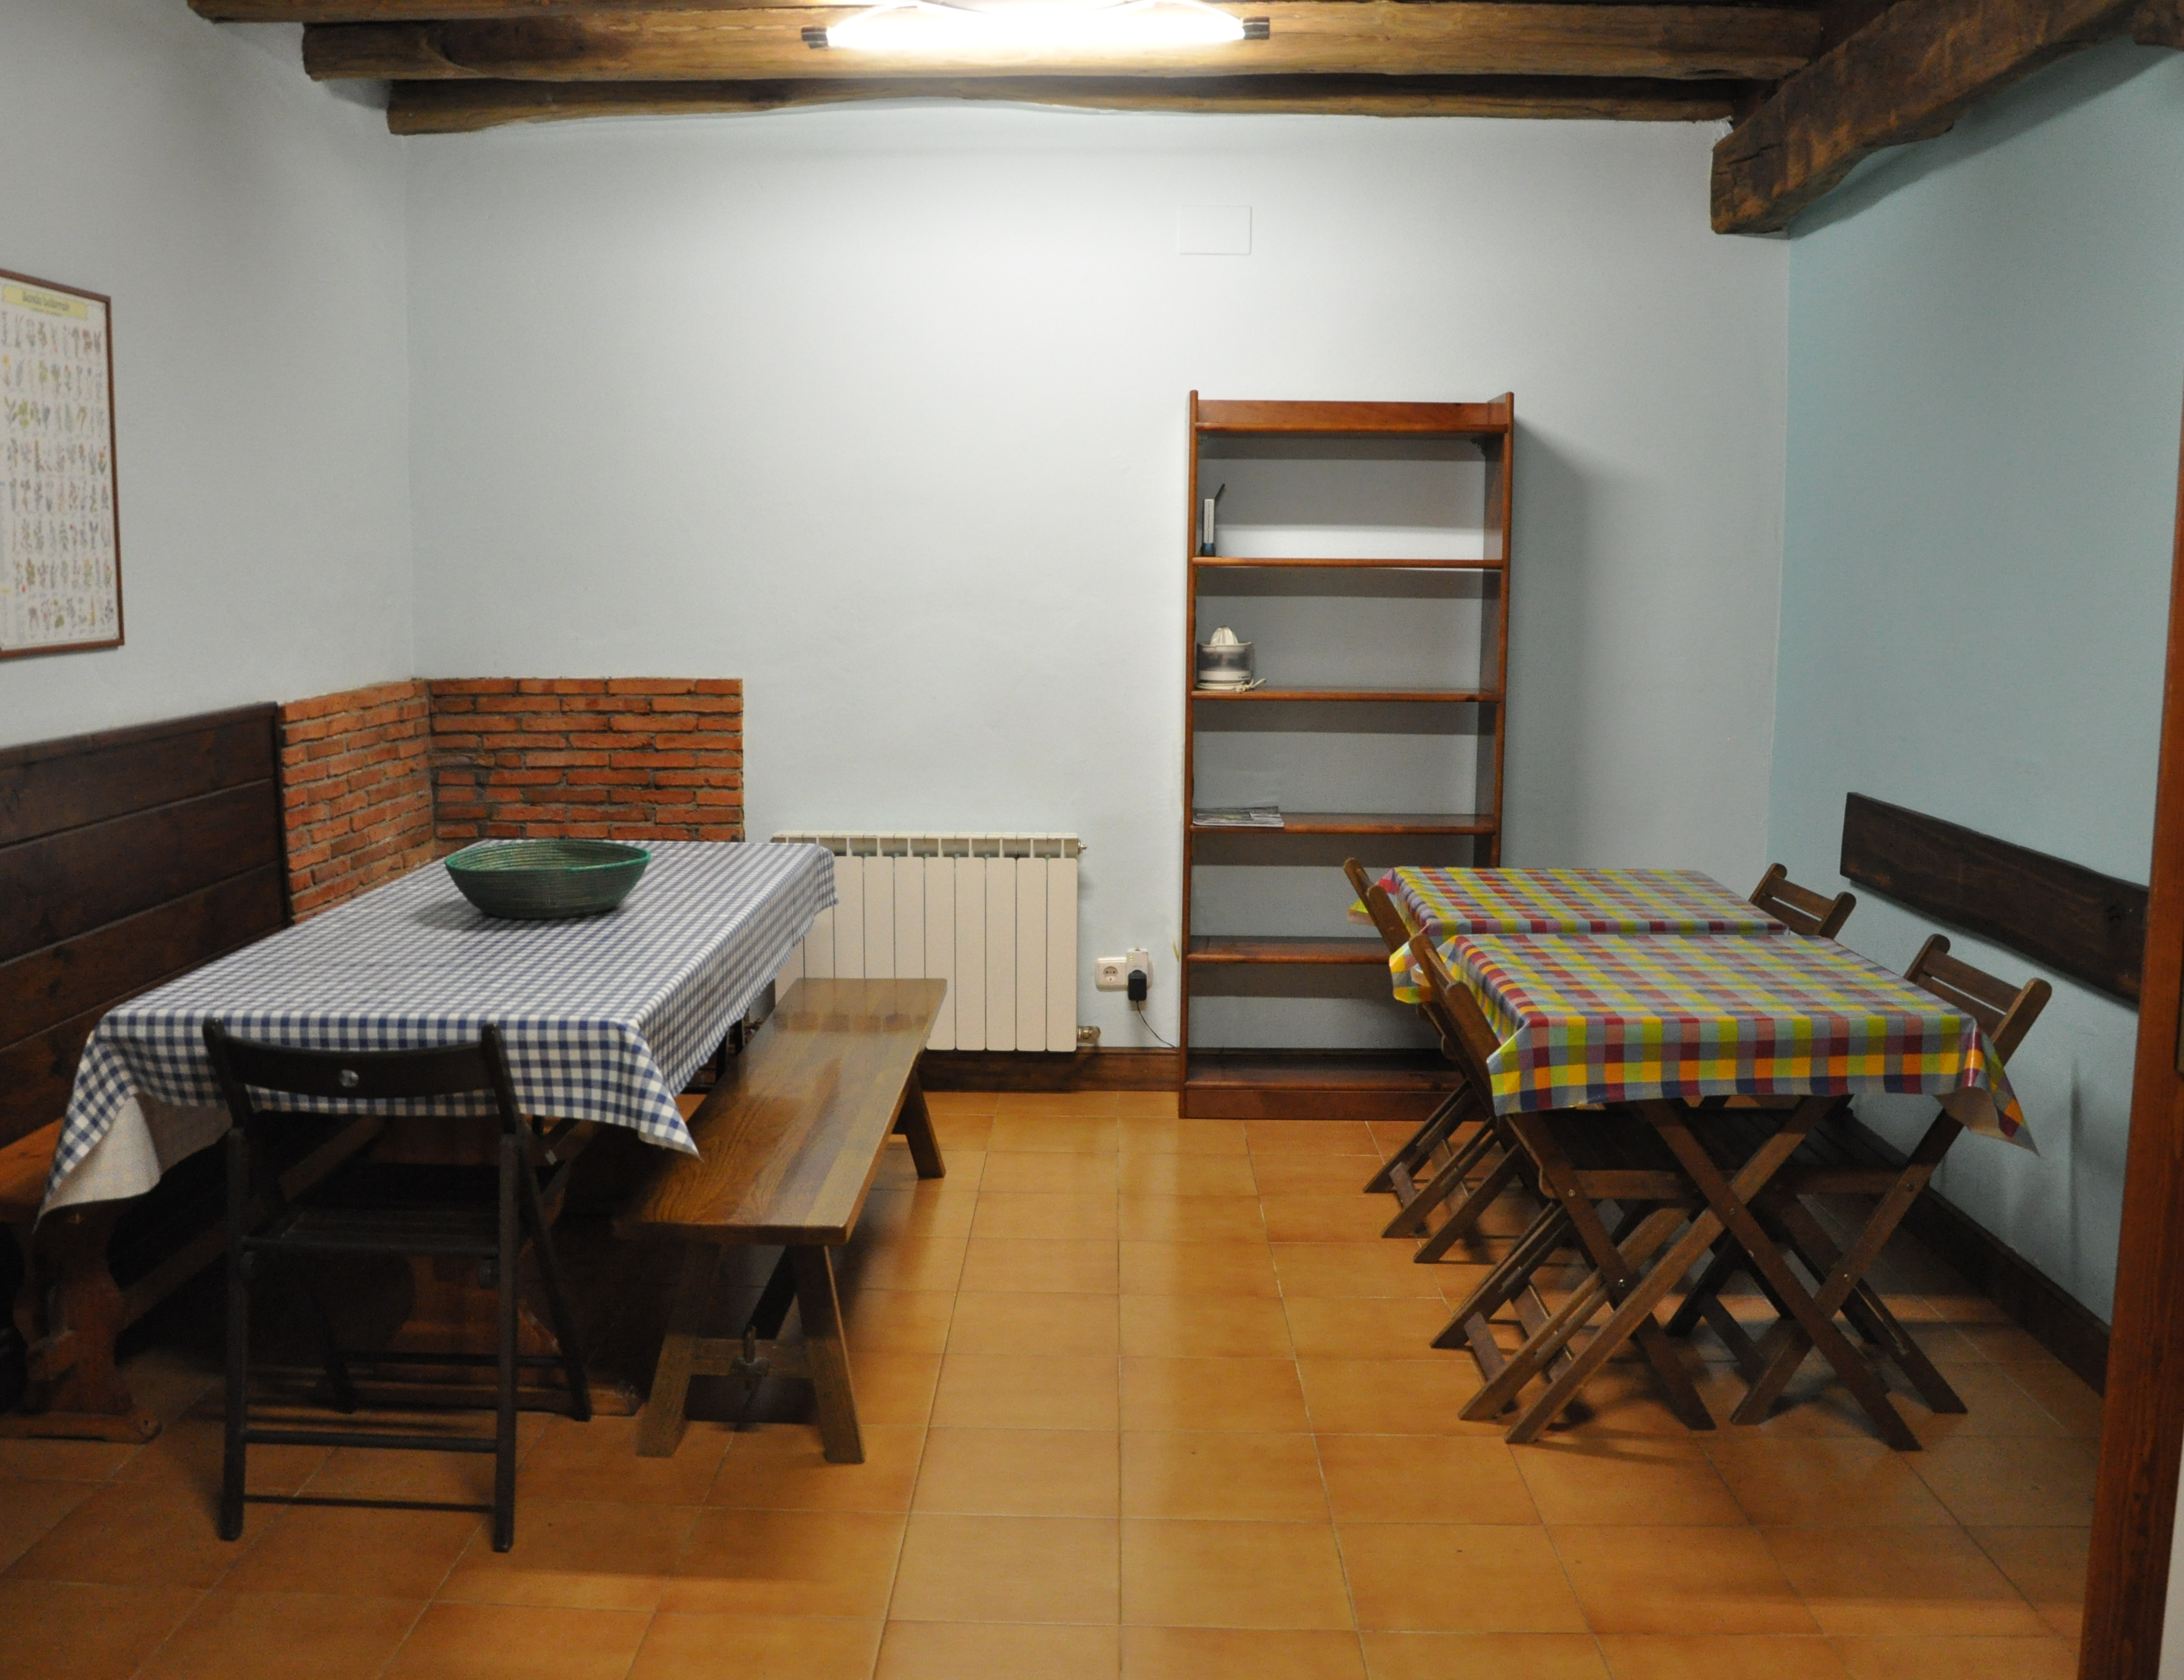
(0, 1092), (2098, 1679)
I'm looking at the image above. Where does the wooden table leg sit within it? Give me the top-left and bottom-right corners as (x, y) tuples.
(1494, 1105), (1828, 1443)
(1511, 1114), (1715, 1431)
(791, 1246), (863, 1463)
(637, 1242), (719, 1458)
(894, 1076), (947, 1181)
(1647, 1104), (1921, 1450)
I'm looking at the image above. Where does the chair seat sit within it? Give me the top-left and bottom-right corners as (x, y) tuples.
(252, 1161), (554, 1256)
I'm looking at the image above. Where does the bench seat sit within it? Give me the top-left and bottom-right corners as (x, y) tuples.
(616, 977), (947, 1461)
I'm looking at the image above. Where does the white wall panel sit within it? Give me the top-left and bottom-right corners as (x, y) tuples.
(863, 857), (895, 979)
(985, 860), (1016, 1053)
(833, 864), (866, 980)
(1014, 859), (1046, 1054)
(953, 855), (986, 1052)
(923, 857), (957, 1051)
(1045, 857), (1079, 1052)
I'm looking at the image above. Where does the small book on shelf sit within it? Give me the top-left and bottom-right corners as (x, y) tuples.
(1194, 806), (1284, 829)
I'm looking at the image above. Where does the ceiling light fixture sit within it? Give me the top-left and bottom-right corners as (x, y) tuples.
(802, 0), (1270, 52)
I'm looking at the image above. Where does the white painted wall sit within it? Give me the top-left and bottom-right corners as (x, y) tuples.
(405, 107), (1789, 1042)
(0, 1), (412, 748)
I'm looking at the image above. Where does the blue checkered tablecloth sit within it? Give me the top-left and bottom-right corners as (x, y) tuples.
(51, 841), (836, 1200)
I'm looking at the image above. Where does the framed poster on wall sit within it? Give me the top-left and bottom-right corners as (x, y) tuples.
(1, 268), (121, 659)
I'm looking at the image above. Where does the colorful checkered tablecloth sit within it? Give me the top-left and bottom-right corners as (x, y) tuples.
(1446, 933), (2032, 1149)
(48, 841), (836, 1208)
(1372, 868), (1785, 1002)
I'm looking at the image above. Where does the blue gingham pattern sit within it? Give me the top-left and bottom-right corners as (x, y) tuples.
(52, 841), (836, 1198)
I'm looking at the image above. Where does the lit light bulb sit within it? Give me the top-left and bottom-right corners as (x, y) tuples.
(808, 0), (1265, 51)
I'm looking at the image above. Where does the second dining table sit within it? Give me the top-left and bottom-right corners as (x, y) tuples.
(1428, 927), (2032, 1446)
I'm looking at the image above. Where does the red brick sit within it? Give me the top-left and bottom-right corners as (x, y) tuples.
(566, 769), (650, 787)
(694, 788), (741, 806)
(696, 824), (744, 841)
(488, 769), (566, 787)
(650, 694), (743, 715)
(611, 712), (696, 734)
(692, 679), (743, 695)
(429, 678), (519, 697)
(606, 678), (694, 695)
(477, 694), (563, 713)
(518, 751), (610, 770)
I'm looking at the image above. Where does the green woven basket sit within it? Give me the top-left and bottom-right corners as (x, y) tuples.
(443, 839), (651, 920)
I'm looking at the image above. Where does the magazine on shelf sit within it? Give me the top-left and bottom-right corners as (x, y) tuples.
(1193, 806), (1284, 829)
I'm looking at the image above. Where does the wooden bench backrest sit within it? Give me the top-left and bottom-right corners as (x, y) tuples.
(617, 978), (947, 1245)
(0, 706), (287, 1152)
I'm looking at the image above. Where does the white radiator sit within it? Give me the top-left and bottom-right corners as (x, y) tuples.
(772, 832), (1082, 1053)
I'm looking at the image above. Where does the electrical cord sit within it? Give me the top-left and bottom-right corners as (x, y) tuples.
(1130, 997), (1177, 1050)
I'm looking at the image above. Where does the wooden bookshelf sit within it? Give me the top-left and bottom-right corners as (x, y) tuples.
(1180, 392), (1513, 1120)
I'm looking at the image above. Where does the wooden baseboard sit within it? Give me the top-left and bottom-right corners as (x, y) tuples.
(919, 1049), (1181, 1092)
(1842, 1117), (2110, 1392)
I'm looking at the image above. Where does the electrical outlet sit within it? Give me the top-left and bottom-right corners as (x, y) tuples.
(1095, 956), (1131, 991)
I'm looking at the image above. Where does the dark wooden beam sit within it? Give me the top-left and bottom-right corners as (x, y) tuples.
(388, 71), (1746, 128)
(1712, 0), (2141, 233)
(306, 3), (1823, 82)
(1840, 792), (2149, 1004)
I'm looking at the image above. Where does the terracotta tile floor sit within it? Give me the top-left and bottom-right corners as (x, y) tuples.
(1, 1093), (2098, 1679)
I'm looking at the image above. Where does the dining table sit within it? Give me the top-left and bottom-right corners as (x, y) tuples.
(46, 839), (837, 1214)
(1368, 864), (1789, 1002)
(1433, 928), (2031, 1447)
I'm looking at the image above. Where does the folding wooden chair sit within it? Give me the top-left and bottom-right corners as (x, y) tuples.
(1665, 934), (2051, 1431)
(203, 1021), (592, 1551)
(1345, 860), (1499, 1211)
(1750, 863), (1856, 938)
(1405, 935), (1715, 1431)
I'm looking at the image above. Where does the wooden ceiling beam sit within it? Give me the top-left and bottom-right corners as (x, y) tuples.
(1712, 0), (2155, 233)
(388, 70), (1747, 128)
(304, 3), (1823, 82)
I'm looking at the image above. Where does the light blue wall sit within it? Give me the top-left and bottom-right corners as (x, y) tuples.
(1773, 40), (2184, 1318)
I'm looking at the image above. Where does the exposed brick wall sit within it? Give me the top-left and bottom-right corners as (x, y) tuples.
(277, 680), (436, 920)
(428, 679), (744, 845)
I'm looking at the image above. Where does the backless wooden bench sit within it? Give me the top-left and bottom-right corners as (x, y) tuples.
(615, 977), (947, 1462)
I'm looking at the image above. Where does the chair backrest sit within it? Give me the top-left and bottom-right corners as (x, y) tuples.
(202, 1021), (525, 1134)
(1903, 935), (2053, 1063)
(1751, 863), (1856, 939)
(1405, 931), (1505, 1096)
(1343, 858), (1413, 956)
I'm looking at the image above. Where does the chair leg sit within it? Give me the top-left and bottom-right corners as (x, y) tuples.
(220, 1130), (250, 1543)
(1365, 1086), (1468, 1194)
(493, 1137), (519, 1553)
(1413, 1145), (1525, 1264)
(519, 1168), (592, 1423)
(293, 1258), (359, 1415)
(1664, 1236), (1742, 1338)
(1382, 1118), (1497, 1239)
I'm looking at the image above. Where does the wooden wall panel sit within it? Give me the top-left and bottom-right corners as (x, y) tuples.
(1840, 791), (2148, 1002)
(0, 706), (286, 1151)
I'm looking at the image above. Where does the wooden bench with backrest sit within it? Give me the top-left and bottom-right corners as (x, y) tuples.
(0, 706), (377, 1440)
(615, 976), (947, 1462)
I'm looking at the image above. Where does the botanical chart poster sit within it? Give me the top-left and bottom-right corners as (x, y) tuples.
(1, 273), (120, 656)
